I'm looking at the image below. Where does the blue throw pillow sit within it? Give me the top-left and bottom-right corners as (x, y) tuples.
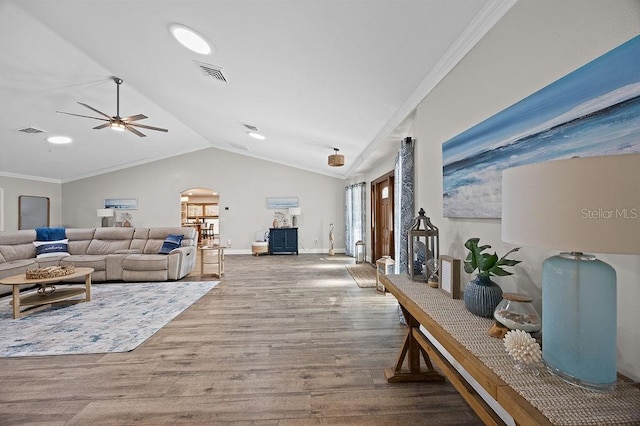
(159, 234), (184, 255)
(35, 227), (67, 241)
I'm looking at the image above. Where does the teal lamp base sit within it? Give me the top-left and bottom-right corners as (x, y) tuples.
(542, 253), (617, 392)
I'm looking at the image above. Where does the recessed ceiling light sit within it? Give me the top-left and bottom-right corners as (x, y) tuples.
(247, 132), (266, 140)
(169, 24), (212, 55)
(46, 135), (72, 144)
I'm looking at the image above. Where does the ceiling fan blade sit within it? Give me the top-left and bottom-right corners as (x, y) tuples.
(128, 122), (169, 132)
(77, 102), (113, 120)
(125, 124), (146, 137)
(93, 123), (111, 130)
(56, 111), (110, 122)
(122, 114), (147, 122)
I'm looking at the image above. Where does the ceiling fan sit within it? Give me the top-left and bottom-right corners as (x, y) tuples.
(57, 76), (168, 137)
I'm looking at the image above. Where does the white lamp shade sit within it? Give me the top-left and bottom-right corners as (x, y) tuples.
(288, 207), (301, 216)
(97, 208), (115, 218)
(502, 154), (640, 254)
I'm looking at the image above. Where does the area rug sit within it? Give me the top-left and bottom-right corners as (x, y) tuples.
(0, 281), (218, 357)
(345, 263), (377, 288)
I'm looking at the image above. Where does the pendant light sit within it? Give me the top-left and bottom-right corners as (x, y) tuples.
(328, 148), (344, 167)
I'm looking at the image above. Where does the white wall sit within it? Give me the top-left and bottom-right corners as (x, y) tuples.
(61, 147), (345, 253)
(0, 175), (62, 231)
(409, 1), (640, 380)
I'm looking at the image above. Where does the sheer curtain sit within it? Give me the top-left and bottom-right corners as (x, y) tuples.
(393, 137), (415, 273)
(345, 182), (366, 257)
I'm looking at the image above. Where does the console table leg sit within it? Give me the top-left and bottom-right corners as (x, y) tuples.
(385, 306), (444, 383)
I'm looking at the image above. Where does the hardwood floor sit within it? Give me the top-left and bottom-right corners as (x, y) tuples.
(0, 254), (482, 425)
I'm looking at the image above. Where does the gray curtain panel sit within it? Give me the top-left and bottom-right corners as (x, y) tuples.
(393, 137), (415, 273)
(345, 182), (366, 257)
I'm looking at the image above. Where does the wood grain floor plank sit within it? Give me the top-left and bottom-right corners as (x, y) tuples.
(0, 254), (481, 425)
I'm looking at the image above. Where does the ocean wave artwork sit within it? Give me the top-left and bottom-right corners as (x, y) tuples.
(442, 35), (640, 218)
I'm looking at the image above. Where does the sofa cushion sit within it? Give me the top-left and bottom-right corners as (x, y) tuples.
(86, 228), (134, 255)
(0, 230), (37, 262)
(35, 227), (66, 241)
(66, 228), (96, 255)
(123, 254), (169, 271)
(0, 258), (38, 278)
(159, 234), (183, 254)
(143, 228), (196, 254)
(61, 255), (107, 271)
(33, 239), (70, 258)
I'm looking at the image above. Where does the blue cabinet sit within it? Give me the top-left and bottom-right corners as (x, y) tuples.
(269, 228), (298, 255)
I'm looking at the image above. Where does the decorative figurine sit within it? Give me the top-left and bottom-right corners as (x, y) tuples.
(503, 329), (542, 372)
(329, 223), (335, 256)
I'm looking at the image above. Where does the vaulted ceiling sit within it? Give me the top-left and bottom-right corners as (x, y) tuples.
(0, 0), (514, 183)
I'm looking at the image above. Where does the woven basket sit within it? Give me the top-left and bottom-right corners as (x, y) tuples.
(26, 264), (75, 279)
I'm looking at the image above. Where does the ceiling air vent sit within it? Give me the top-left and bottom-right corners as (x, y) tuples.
(17, 126), (44, 134)
(195, 61), (228, 83)
(243, 124), (259, 132)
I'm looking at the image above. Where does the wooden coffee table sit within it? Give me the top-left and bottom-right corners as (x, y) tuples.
(0, 267), (94, 319)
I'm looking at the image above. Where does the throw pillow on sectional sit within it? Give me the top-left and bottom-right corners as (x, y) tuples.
(159, 234), (184, 255)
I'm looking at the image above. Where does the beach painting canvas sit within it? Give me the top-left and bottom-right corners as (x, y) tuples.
(442, 35), (640, 218)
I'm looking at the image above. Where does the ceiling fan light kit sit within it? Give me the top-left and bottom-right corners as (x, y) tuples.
(57, 76), (169, 137)
(110, 122), (126, 132)
(328, 148), (344, 167)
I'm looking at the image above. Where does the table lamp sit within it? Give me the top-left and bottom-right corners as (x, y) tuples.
(288, 207), (301, 227)
(501, 154), (639, 391)
(97, 208), (114, 227)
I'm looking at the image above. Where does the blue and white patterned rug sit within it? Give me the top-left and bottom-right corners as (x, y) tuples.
(0, 281), (218, 357)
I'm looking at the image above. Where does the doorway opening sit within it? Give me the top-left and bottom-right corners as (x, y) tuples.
(180, 188), (220, 246)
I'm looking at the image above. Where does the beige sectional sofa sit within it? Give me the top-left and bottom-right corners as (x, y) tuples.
(0, 227), (197, 296)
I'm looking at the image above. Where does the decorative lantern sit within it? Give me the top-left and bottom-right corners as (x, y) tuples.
(408, 208), (439, 282)
(375, 256), (395, 293)
(355, 240), (366, 264)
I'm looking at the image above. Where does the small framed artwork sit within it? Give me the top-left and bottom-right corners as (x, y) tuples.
(104, 198), (138, 210)
(439, 256), (461, 299)
(266, 197), (298, 209)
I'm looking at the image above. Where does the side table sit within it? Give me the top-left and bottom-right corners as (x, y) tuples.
(199, 245), (225, 277)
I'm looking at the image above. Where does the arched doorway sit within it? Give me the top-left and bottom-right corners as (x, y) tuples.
(180, 188), (220, 246)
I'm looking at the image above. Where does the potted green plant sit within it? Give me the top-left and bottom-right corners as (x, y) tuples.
(462, 237), (521, 317)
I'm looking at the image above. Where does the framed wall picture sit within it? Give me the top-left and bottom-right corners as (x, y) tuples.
(266, 197), (298, 209)
(439, 256), (461, 299)
(104, 198), (137, 210)
(18, 195), (50, 230)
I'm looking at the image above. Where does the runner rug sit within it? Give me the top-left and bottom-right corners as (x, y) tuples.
(0, 281), (218, 357)
(345, 263), (377, 288)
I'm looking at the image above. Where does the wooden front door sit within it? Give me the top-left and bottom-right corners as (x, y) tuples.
(371, 172), (394, 262)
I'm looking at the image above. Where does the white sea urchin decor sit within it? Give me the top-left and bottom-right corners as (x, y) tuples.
(503, 329), (542, 368)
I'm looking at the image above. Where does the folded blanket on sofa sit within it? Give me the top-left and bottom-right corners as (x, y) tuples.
(35, 227), (67, 241)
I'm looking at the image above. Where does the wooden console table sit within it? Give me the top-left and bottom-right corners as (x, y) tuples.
(380, 274), (640, 426)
